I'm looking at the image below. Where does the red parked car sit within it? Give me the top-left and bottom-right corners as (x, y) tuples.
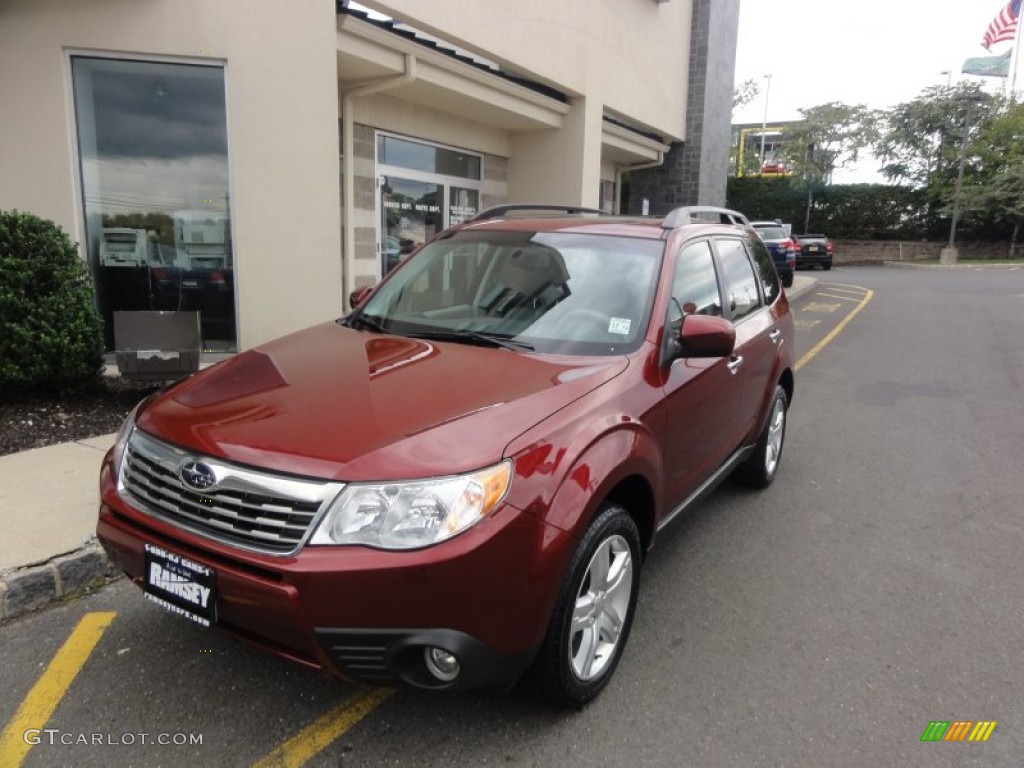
(97, 204), (795, 708)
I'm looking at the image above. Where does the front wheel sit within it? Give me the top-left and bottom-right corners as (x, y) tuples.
(736, 385), (788, 488)
(538, 504), (641, 709)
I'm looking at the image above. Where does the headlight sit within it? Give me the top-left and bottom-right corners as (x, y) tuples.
(309, 461), (512, 550)
(110, 399), (146, 482)
(110, 393), (160, 483)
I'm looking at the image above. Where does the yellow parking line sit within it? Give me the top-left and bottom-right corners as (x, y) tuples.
(0, 611), (116, 768)
(796, 285), (874, 371)
(819, 283), (870, 296)
(253, 687), (393, 768)
(815, 292), (864, 303)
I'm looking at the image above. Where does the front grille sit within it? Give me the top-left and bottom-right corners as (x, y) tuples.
(119, 429), (344, 555)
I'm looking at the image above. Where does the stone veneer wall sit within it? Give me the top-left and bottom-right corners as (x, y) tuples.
(627, 0), (740, 214)
(348, 123), (378, 290)
(832, 241), (1019, 264)
(482, 153), (508, 211)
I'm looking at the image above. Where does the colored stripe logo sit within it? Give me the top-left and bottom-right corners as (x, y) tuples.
(921, 721), (997, 742)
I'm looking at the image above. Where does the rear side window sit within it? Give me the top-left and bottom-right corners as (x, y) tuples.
(754, 225), (787, 240)
(667, 240), (722, 333)
(715, 238), (762, 321)
(746, 235), (781, 304)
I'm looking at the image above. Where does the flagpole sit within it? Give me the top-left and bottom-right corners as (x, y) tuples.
(1012, 1), (1023, 100)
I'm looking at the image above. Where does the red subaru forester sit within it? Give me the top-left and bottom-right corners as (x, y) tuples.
(97, 205), (795, 708)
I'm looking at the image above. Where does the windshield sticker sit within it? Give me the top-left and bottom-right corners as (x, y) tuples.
(608, 318), (631, 335)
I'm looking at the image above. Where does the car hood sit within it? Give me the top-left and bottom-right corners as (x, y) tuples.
(136, 322), (627, 481)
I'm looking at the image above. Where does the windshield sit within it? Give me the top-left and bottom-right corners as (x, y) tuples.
(354, 229), (662, 355)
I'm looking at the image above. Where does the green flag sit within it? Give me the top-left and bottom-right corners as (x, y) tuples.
(962, 49), (1012, 77)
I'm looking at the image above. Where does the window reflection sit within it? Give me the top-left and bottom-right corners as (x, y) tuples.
(378, 135), (481, 179)
(72, 57), (235, 350)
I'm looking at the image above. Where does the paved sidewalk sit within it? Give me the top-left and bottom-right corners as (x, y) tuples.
(0, 276), (818, 622)
(0, 433), (118, 619)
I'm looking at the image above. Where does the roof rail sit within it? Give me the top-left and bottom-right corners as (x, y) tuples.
(661, 206), (751, 229)
(469, 204), (606, 222)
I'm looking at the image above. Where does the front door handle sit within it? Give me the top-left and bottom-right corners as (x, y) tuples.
(727, 355), (744, 374)
(769, 329), (782, 343)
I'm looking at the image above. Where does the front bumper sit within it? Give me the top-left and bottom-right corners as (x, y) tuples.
(97, 459), (574, 690)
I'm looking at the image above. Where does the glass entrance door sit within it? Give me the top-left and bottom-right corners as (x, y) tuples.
(376, 133), (482, 277)
(449, 186), (480, 226)
(380, 176), (443, 274)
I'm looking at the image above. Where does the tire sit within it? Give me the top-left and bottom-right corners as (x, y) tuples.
(736, 385), (788, 489)
(823, 260), (832, 271)
(538, 504), (642, 709)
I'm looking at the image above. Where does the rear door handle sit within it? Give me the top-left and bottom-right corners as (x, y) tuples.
(727, 355), (744, 374)
(769, 329), (782, 343)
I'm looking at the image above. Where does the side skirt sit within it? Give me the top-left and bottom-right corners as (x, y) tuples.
(656, 445), (755, 534)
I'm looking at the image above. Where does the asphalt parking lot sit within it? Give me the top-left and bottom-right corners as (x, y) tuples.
(2, 265), (1022, 767)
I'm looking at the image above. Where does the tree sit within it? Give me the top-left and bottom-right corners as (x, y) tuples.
(873, 84), (1003, 234)
(732, 78), (760, 110)
(776, 102), (879, 232)
(956, 166), (1024, 255)
(951, 103), (1024, 251)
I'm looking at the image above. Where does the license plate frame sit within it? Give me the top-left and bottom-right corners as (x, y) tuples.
(143, 543), (216, 627)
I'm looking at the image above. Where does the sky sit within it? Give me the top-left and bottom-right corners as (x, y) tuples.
(733, 0), (1020, 181)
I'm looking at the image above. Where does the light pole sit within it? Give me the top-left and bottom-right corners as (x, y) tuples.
(759, 74), (772, 172)
(943, 91), (989, 264)
(939, 70), (952, 89)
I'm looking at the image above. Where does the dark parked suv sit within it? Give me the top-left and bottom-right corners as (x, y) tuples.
(97, 204), (795, 708)
(750, 221), (796, 288)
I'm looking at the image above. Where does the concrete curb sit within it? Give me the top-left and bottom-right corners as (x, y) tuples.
(786, 275), (817, 301)
(883, 260), (1023, 269)
(0, 537), (120, 622)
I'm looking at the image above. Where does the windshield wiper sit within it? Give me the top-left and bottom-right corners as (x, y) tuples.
(340, 312), (387, 333)
(407, 329), (534, 351)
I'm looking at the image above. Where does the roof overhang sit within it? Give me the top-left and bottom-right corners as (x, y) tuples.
(337, 14), (568, 131)
(601, 119), (670, 165)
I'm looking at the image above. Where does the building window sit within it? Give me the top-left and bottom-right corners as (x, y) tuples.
(378, 135), (481, 180)
(71, 57), (235, 351)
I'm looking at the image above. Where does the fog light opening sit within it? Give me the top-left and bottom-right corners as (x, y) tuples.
(424, 647), (460, 682)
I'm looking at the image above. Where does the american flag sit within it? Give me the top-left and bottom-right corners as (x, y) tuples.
(982, 0), (1022, 50)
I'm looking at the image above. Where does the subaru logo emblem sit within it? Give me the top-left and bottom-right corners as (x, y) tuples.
(180, 461), (216, 490)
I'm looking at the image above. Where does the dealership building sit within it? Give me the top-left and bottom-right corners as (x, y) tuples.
(0, 0), (740, 354)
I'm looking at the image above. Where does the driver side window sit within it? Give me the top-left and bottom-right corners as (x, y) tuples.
(668, 240), (722, 333)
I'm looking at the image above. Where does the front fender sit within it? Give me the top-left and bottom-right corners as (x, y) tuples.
(507, 424), (661, 544)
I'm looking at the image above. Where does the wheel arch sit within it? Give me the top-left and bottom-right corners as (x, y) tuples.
(603, 475), (657, 558)
(535, 427), (660, 557)
(778, 366), (794, 406)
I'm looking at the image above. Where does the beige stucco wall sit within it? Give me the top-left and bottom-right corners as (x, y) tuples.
(0, 0), (343, 350)
(352, 92), (512, 159)
(362, 0), (691, 141)
(509, 96), (604, 207)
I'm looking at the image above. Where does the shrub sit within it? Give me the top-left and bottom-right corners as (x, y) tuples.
(0, 210), (104, 393)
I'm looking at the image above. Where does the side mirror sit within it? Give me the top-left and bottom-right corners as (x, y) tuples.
(349, 284), (374, 309)
(679, 314), (735, 358)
